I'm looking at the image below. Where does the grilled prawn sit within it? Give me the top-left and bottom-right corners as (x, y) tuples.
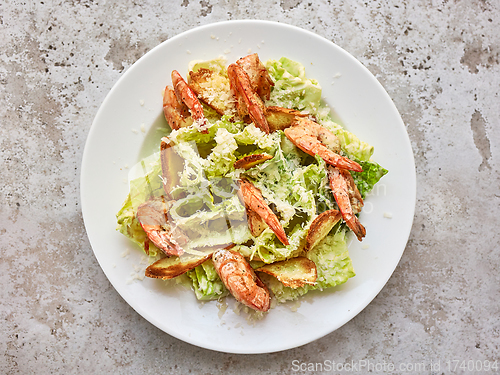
(136, 198), (189, 256)
(327, 166), (366, 241)
(163, 70), (208, 132)
(228, 63), (270, 133)
(284, 117), (362, 172)
(212, 249), (270, 312)
(238, 179), (289, 246)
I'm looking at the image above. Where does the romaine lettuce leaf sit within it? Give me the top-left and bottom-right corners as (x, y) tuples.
(116, 154), (165, 257)
(204, 127), (239, 178)
(189, 56), (228, 76)
(319, 119), (374, 162)
(351, 160), (388, 199)
(116, 194), (152, 254)
(186, 259), (228, 300)
(265, 57), (322, 113)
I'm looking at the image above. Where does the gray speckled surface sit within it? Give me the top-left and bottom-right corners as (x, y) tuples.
(2, 1), (499, 374)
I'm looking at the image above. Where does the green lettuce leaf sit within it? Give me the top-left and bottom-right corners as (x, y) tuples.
(265, 57), (322, 112)
(186, 260), (228, 300)
(116, 154), (165, 257)
(189, 56), (228, 76)
(116, 194), (150, 252)
(351, 160), (388, 199)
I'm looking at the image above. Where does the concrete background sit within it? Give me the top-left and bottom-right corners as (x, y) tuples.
(1, 0), (499, 373)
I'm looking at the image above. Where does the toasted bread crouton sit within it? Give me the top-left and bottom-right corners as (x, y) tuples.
(246, 208), (268, 237)
(266, 106), (309, 132)
(160, 140), (186, 199)
(188, 68), (236, 116)
(305, 209), (342, 252)
(256, 257), (317, 288)
(146, 254), (212, 279)
(145, 243), (234, 279)
(234, 153), (273, 170)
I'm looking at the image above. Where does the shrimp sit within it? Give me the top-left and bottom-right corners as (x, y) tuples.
(163, 70), (208, 132)
(163, 85), (192, 130)
(284, 117), (363, 172)
(238, 179), (289, 246)
(212, 249), (270, 312)
(236, 53), (274, 101)
(227, 63), (270, 134)
(327, 166), (366, 241)
(136, 198), (189, 256)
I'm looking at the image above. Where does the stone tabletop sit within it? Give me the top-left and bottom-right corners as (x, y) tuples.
(1, 1), (499, 374)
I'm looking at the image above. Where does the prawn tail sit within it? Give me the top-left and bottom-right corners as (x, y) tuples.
(266, 218), (290, 246)
(328, 154), (363, 173)
(346, 215), (366, 241)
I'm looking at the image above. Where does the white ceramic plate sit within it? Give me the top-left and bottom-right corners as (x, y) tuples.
(81, 20), (415, 354)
